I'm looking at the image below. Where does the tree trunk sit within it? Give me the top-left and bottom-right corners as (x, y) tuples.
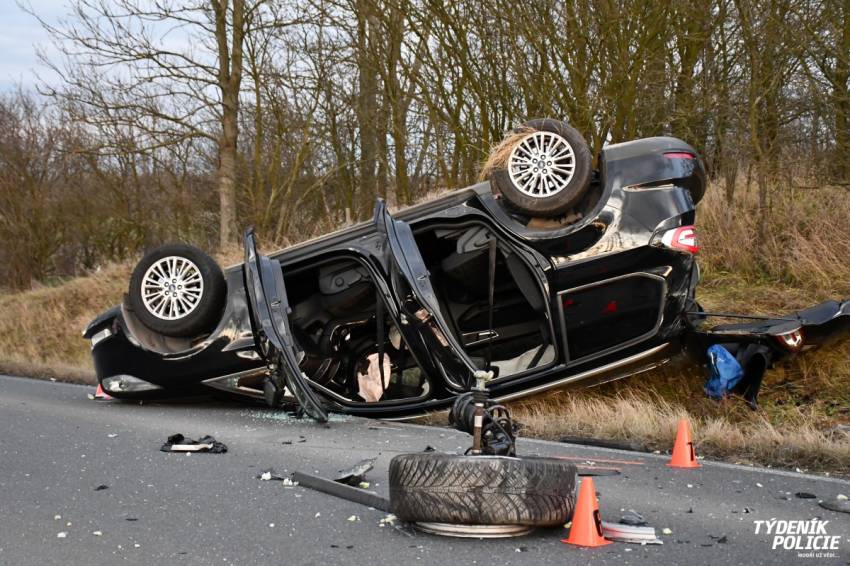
(218, 109), (239, 248)
(213, 0), (245, 249)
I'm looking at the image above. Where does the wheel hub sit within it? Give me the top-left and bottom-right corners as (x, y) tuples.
(507, 130), (576, 198)
(141, 256), (204, 320)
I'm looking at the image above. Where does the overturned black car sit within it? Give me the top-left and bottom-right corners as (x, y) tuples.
(84, 119), (850, 421)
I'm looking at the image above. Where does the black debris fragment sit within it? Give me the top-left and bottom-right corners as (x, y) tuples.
(619, 510), (647, 527)
(795, 492), (817, 499)
(94, 484), (109, 491)
(709, 534), (728, 544)
(577, 467), (621, 477)
(160, 434), (227, 453)
(334, 458), (376, 486)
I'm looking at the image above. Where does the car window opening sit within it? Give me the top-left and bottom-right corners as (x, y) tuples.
(285, 258), (429, 404)
(413, 225), (555, 378)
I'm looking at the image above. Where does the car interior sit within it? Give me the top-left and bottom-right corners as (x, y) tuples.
(412, 224), (554, 377)
(282, 223), (555, 403)
(285, 257), (430, 403)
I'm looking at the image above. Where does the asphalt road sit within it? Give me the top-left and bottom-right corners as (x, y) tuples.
(1, 375), (848, 565)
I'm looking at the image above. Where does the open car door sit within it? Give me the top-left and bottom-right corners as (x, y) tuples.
(243, 228), (328, 422)
(373, 200), (479, 390)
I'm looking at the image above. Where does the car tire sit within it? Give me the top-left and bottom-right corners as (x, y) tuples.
(490, 118), (592, 218)
(389, 453), (577, 526)
(128, 243), (226, 337)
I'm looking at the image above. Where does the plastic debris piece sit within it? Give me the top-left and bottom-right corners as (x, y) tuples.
(335, 458), (376, 486)
(756, 483), (763, 488)
(795, 492), (817, 499)
(601, 522), (663, 545)
(57, 532), (67, 538)
(358, 482), (370, 489)
(94, 484), (109, 491)
(92, 531), (102, 536)
(107, 433), (118, 438)
(160, 434), (227, 453)
(662, 528), (673, 535)
(54, 515), (61, 520)
(347, 515), (359, 522)
(378, 514), (397, 528)
(837, 494), (848, 501)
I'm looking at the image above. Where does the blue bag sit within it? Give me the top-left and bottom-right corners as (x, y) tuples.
(704, 344), (744, 399)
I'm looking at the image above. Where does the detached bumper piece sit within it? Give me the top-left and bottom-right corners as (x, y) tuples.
(690, 300), (850, 407)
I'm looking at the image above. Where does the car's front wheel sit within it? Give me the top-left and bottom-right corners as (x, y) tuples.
(128, 243), (226, 337)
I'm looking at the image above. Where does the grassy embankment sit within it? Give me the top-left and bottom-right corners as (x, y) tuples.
(0, 183), (848, 473)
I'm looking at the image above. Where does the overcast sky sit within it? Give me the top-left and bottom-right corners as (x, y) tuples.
(1, 1), (68, 92)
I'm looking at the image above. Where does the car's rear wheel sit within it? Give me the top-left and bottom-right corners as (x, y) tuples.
(389, 453), (577, 526)
(128, 243), (226, 337)
(490, 118), (592, 218)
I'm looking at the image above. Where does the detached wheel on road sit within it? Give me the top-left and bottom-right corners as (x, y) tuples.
(389, 453), (577, 527)
(491, 118), (592, 218)
(128, 243), (226, 337)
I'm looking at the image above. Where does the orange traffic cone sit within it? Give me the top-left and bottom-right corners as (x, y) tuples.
(667, 418), (700, 468)
(561, 477), (612, 547)
(93, 383), (112, 400)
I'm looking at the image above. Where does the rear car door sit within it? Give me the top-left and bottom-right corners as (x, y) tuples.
(243, 228), (328, 422)
(373, 200), (479, 390)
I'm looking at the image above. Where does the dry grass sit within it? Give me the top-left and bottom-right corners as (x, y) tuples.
(509, 391), (850, 474)
(1, 179), (848, 472)
(0, 248), (245, 384)
(0, 262), (132, 383)
(477, 126), (535, 182)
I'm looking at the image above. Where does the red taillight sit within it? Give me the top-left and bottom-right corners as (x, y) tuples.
(664, 152), (696, 160)
(661, 225), (700, 254)
(775, 328), (804, 351)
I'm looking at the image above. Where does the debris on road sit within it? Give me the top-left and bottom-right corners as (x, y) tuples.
(576, 465), (621, 477)
(618, 510), (647, 527)
(93, 484), (109, 491)
(378, 514), (397, 528)
(335, 458), (376, 486)
(601, 522), (663, 545)
(257, 469), (299, 487)
(57, 532), (67, 538)
(795, 491), (817, 499)
(160, 434), (227, 453)
(292, 471), (390, 512)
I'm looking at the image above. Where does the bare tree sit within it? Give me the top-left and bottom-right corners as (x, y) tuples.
(33, 0), (304, 248)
